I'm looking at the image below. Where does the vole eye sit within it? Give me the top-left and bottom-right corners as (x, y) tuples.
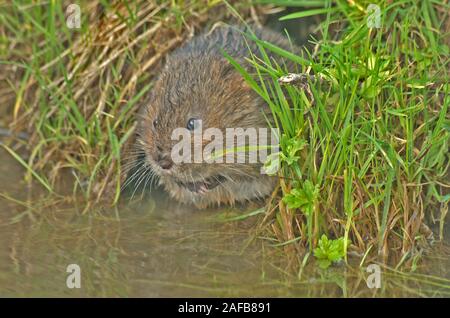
(153, 119), (158, 128)
(187, 118), (201, 131)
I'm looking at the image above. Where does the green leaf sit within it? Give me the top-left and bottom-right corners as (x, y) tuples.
(279, 8), (336, 21)
(280, 135), (307, 166)
(262, 152), (281, 176)
(313, 235), (347, 269)
(283, 180), (319, 216)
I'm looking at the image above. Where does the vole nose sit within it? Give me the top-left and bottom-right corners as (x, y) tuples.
(157, 154), (173, 170)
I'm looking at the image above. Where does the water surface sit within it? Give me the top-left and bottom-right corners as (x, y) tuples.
(0, 149), (449, 297)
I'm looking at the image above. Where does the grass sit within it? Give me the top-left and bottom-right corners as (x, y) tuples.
(0, 0), (449, 270)
(230, 0), (449, 267)
(0, 0), (233, 204)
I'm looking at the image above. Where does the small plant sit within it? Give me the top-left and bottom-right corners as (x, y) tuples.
(283, 180), (318, 216)
(263, 152), (281, 176)
(279, 135), (307, 166)
(262, 135), (307, 176)
(283, 180), (319, 249)
(313, 235), (346, 269)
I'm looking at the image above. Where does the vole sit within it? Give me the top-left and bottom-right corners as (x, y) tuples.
(134, 25), (294, 208)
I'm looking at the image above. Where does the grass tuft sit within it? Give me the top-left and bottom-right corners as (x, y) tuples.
(231, 0), (449, 267)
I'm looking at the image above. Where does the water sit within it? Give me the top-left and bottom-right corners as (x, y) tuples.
(0, 149), (449, 297)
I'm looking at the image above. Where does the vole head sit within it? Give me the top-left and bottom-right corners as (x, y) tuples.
(136, 53), (269, 198)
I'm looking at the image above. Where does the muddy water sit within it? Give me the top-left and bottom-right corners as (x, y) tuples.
(0, 149), (449, 297)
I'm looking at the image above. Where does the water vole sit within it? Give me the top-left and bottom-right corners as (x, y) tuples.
(135, 25), (293, 208)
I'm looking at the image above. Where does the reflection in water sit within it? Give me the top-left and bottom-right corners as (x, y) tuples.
(0, 149), (449, 297)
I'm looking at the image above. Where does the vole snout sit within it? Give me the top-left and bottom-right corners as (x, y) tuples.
(156, 153), (174, 170)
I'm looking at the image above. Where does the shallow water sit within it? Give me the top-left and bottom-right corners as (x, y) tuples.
(0, 149), (449, 297)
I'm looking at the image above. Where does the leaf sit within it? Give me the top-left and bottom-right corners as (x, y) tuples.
(313, 235), (347, 269)
(279, 8), (336, 21)
(283, 180), (319, 216)
(317, 259), (332, 269)
(262, 152), (281, 175)
(278, 135), (307, 166)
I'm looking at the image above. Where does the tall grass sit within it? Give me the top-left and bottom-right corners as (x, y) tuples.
(0, 0), (229, 205)
(231, 0), (449, 266)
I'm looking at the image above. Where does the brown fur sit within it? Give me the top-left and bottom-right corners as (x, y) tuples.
(134, 25), (293, 208)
